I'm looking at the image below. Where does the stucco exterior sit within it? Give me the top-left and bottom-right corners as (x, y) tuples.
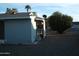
(0, 12), (46, 44)
(30, 16), (37, 43)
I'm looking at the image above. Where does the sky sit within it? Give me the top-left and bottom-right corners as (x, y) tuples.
(0, 3), (79, 22)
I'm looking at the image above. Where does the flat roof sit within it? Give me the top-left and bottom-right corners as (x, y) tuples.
(35, 17), (44, 21)
(0, 12), (37, 20)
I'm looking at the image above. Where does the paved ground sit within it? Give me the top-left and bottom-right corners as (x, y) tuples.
(0, 31), (79, 56)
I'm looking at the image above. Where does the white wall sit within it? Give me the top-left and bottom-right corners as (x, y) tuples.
(5, 20), (31, 44)
(30, 16), (37, 43)
(43, 19), (46, 38)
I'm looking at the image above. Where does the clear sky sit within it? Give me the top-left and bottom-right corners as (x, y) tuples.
(0, 3), (79, 22)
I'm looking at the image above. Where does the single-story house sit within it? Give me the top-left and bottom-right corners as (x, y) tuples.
(71, 22), (79, 32)
(68, 22), (79, 32)
(0, 12), (46, 44)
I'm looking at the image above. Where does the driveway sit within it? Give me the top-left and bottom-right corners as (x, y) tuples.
(0, 31), (79, 56)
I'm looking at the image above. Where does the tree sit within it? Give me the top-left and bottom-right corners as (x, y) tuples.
(48, 11), (73, 34)
(25, 5), (31, 12)
(43, 15), (47, 20)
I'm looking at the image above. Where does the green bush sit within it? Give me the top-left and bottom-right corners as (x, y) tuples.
(48, 11), (73, 34)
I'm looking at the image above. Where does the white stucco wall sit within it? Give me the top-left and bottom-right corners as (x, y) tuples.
(43, 19), (46, 38)
(4, 20), (31, 44)
(30, 16), (37, 43)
